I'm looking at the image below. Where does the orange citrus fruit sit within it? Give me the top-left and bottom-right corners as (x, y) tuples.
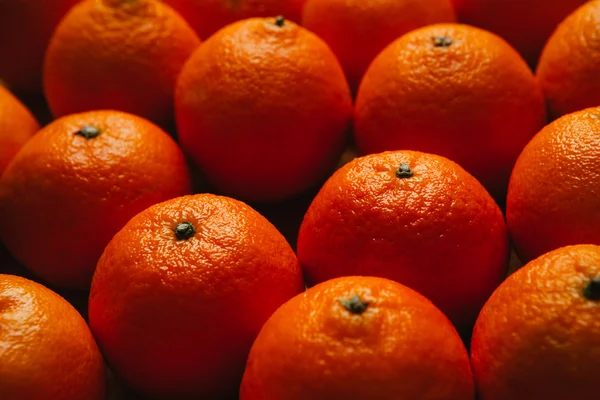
(43, 0), (201, 128)
(537, 0), (600, 118)
(0, 274), (106, 400)
(506, 106), (600, 264)
(471, 244), (600, 399)
(89, 193), (305, 399)
(241, 276), (474, 400)
(297, 150), (509, 331)
(302, 0), (456, 91)
(354, 23), (547, 201)
(0, 110), (191, 289)
(0, 85), (39, 176)
(175, 16), (353, 203)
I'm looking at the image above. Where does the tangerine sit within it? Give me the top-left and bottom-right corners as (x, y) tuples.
(302, 0), (456, 91)
(89, 193), (305, 399)
(175, 16), (352, 202)
(297, 150), (509, 331)
(536, 0), (600, 118)
(241, 276), (474, 400)
(0, 85), (39, 176)
(43, 0), (201, 128)
(0, 110), (191, 289)
(0, 274), (106, 400)
(354, 23), (547, 201)
(506, 106), (600, 264)
(471, 244), (600, 399)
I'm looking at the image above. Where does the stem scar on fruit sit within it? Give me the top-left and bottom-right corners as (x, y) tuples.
(432, 36), (452, 47)
(174, 222), (196, 241)
(396, 163), (414, 178)
(76, 125), (101, 139)
(274, 15), (285, 27)
(337, 294), (369, 314)
(583, 276), (600, 300)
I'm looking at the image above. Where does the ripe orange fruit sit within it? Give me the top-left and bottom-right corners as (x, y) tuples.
(297, 150), (509, 331)
(471, 244), (600, 399)
(354, 24), (547, 202)
(452, 0), (587, 67)
(506, 106), (600, 264)
(163, 0), (307, 39)
(0, 110), (191, 290)
(89, 193), (305, 399)
(537, 0), (600, 118)
(302, 0), (456, 91)
(176, 16), (353, 203)
(355, 24), (546, 202)
(0, 274), (106, 400)
(43, 0), (201, 128)
(0, 0), (81, 95)
(240, 276), (474, 400)
(0, 85), (39, 176)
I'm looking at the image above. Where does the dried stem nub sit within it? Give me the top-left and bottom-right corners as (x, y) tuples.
(76, 125), (101, 139)
(338, 294), (369, 314)
(396, 163), (414, 178)
(175, 222), (196, 241)
(583, 275), (600, 300)
(432, 36), (452, 47)
(274, 15), (285, 27)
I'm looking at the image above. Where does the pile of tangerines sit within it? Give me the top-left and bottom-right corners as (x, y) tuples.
(1, 0), (600, 399)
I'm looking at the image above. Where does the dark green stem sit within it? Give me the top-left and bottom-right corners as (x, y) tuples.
(175, 222), (196, 241)
(583, 276), (600, 300)
(76, 125), (101, 139)
(338, 294), (369, 315)
(274, 15), (285, 27)
(396, 163), (414, 178)
(432, 36), (452, 47)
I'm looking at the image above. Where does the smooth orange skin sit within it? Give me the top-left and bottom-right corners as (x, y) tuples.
(297, 150), (509, 331)
(302, 0), (456, 92)
(354, 24), (547, 201)
(176, 17), (353, 203)
(240, 276), (474, 400)
(0, 110), (191, 290)
(43, 0), (201, 128)
(506, 107), (600, 264)
(452, 0), (587, 67)
(0, 0), (81, 95)
(89, 194), (305, 400)
(163, 0), (307, 39)
(536, 0), (600, 118)
(0, 86), (40, 176)
(471, 244), (600, 399)
(0, 274), (106, 400)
